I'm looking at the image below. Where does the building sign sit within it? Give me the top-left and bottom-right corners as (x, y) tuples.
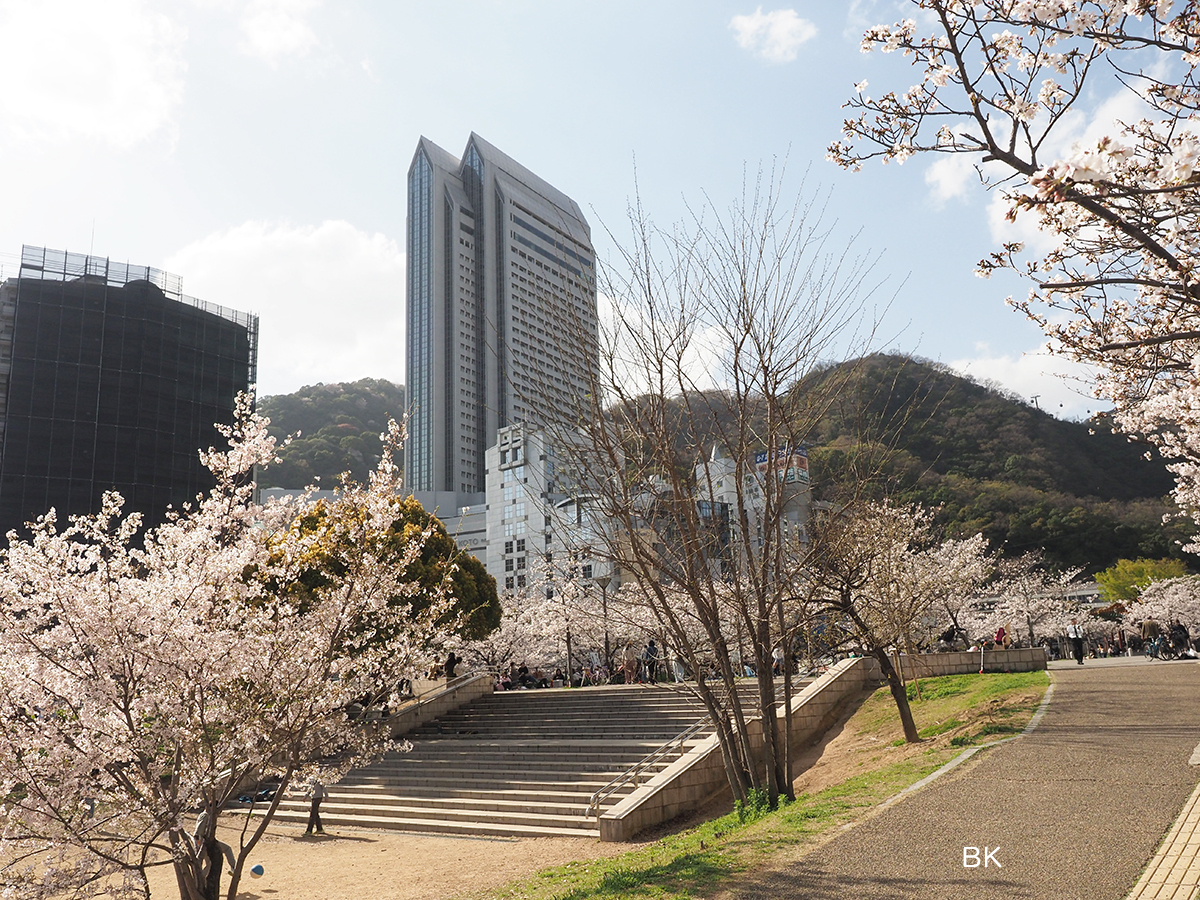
(755, 447), (809, 484)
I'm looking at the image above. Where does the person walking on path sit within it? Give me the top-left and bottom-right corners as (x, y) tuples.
(305, 781), (326, 835)
(642, 640), (659, 684)
(622, 642), (638, 684)
(1067, 618), (1085, 665)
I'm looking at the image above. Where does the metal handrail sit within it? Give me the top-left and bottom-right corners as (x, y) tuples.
(586, 716), (713, 818)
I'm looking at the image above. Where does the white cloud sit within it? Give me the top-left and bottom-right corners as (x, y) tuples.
(730, 7), (816, 63)
(163, 221), (405, 396)
(193, 0), (320, 65)
(948, 343), (1103, 420)
(925, 153), (976, 204)
(0, 0), (186, 148)
(237, 0), (320, 66)
(596, 292), (732, 401)
(985, 188), (1061, 257)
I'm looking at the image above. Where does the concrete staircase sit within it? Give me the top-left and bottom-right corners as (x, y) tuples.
(271, 683), (733, 838)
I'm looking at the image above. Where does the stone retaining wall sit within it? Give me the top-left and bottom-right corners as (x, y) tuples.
(598, 656), (877, 841)
(884, 647), (1048, 679)
(385, 672), (494, 739)
(597, 647), (1046, 841)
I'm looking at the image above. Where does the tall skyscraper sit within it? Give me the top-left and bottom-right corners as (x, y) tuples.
(0, 246), (258, 537)
(405, 133), (597, 500)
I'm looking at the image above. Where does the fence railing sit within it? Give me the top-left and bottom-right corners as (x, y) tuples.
(587, 716), (714, 818)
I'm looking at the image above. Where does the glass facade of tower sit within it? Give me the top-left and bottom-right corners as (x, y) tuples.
(407, 150), (434, 491)
(0, 246), (258, 537)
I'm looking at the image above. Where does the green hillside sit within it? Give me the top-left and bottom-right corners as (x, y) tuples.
(801, 354), (1188, 573)
(807, 354), (1171, 501)
(256, 379), (406, 488)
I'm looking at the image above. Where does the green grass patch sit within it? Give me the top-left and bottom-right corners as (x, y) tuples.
(907, 677), (968, 702)
(481, 670), (1049, 900)
(861, 670), (1047, 742)
(918, 718), (964, 738)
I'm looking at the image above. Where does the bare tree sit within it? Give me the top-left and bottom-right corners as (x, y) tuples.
(566, 172), (883, 805)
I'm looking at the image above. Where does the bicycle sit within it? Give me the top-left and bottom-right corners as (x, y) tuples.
(1145, 634), (1181, 661)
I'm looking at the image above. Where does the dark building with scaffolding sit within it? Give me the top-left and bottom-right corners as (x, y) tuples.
(0, 246), (259, 537)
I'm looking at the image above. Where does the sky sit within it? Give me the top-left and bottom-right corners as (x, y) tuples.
(0, 0), (1121, 419)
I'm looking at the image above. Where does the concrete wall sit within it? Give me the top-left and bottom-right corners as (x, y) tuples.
(598, 656), (877, 841)
(385, 672), (494, 739)
(596, 648), (1046, 841)
(885, 647), (1048, 679)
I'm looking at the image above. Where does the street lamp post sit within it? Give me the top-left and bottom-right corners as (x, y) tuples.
(595, 573), (612, 672)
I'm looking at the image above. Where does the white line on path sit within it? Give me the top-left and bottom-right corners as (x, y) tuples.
(1189, 742), (1200, 767)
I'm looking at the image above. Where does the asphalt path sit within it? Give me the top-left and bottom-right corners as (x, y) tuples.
(742, 657), (1200, 900)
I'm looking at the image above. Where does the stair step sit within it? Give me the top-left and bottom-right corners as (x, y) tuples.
(326, 785), (620, 804)
(263, 679), (801, 838)
(277, 795), (597, 818)
(269, 809), (600, 839)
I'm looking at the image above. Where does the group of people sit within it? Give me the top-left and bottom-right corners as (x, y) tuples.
(621, 640), (662, 683)
(1139, 618), (1194, 658)
(496, 661), (554, 690)
(492, 640), (677, 690)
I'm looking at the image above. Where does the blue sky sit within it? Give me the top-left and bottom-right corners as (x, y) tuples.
(0, 0), (1112, 417)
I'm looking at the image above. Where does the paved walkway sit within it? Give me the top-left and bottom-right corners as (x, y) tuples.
(744, 656), (1200, 900)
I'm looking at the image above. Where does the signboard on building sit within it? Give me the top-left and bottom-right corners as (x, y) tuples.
(754, 447), (809, 484)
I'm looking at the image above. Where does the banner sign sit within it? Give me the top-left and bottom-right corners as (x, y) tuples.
(754, 447), (809, 484)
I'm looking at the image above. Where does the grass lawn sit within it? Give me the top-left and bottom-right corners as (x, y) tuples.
(477, 670), (1049, 900)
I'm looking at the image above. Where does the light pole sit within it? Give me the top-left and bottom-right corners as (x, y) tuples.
(595, 573), (612, 673)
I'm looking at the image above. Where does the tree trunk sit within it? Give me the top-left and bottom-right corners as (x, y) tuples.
(757, 671), (780, 807)
(202, 836), (223, 900)
(714, 715), (752, 803)
(777, 602), (795, 802)
(873, 647), (920, 743)
(692, 674), (753, 802)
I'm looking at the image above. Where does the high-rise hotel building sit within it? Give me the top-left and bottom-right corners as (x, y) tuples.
(405, 134), (596, 503)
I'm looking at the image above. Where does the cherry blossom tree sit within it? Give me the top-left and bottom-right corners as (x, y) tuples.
(1123, 573), (1200, 628)
(829, 1), (1200, 539)
(805, 500), (992, 742)
(0, 402), (451, 900)
(962, 553), (1081, 645)
(460, 595), (559, 673)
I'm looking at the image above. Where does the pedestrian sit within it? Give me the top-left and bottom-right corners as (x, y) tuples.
(622, 642), (638, 684)
(642, 640), (659, 683)
(305, 780), (326, 835)
(1067, 619), (1085, 665)
(445, 649), (458, 679)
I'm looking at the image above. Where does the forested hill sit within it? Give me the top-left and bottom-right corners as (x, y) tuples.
(253, 359), (1190, 573)
(808, 354), (1172, 502)
(256, 379), (406, 488)
(802, 354), (1187, 572)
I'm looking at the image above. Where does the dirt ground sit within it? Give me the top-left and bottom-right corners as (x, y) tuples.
(146, 685), (1046, 900)
(144, 823), (645, 900)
